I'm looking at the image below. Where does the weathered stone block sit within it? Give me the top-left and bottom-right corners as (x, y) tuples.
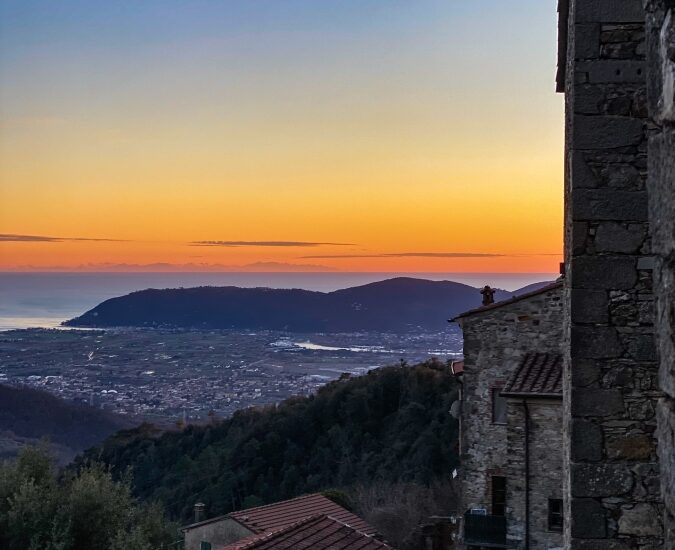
(572, 150), (601, 188)
(571, 463), (634, 497)
(598, 162), (643, 191)
(571, 542), (632, 550)
(572, 221), (590, 256)
(571, 256), (638, 289)
(571, 498), (607, 538)
(628, 398), (656, 420)
(572, 358), (602, 387)
(656, 7), (675, 122)
(576, 0), (645, 23)
(572, 326), (623, 358)
(576, 0), (645, 24)
(576, 23), (602, 59)
(571, 388), (625, 416)
(573, 115), (644, 149)
(572, 289), (609, 323)
(576, 85), (606, 114)
(572, 189), (649, 221)
(618, 503), (663, 535)
(657, 397), (675, 531)
(578, 60), (646, 83)
(606, 433), (655, 460)
(571, 420), (604, 461)
(595, 222), (647, 253)
(622, 333), (657, 361)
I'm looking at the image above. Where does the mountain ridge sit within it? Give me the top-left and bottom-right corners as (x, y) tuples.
(64, 277), (541, 332)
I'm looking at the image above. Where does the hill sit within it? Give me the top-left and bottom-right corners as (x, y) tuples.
(77, 360), (460, 523)
(64, 277), (515, 332)
(0, 384), (132, 463)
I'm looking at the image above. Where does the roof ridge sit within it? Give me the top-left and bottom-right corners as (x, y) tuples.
(230, 493), (328, 517)
(450, 280), (563, 321)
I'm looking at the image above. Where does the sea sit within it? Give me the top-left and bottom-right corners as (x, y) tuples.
(0, 272), (557, 331)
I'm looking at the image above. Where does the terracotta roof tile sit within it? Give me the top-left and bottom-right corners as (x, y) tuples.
(502, 352), (563, 397)
(220, 515), (392, 550)
(229, 493), (377, 537)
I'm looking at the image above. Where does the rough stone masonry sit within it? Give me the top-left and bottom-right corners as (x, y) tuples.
(560, 0), (664, 547)
(645, 0), (675, 544)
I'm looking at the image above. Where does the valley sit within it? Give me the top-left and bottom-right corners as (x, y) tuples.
(0, 327), (462, 422)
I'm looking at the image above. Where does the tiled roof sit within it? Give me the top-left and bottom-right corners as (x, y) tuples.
(229, 493), (377, 537)
(501, 352), (563, 398)
(220, 515), (392, 550)
(450, 281), (563, 321)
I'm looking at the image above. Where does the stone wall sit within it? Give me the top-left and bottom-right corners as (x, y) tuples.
(456, 285), (563, 526)
(184, 518), (253, 550)
(562, 0), (664, 547)
(645, 0), (675, 543)
(506, 399), (564, 550)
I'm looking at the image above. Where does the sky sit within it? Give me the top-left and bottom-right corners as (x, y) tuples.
(0, 0), (564, 273)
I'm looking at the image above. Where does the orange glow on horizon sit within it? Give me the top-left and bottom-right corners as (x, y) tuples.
(0, 1), (564, 273)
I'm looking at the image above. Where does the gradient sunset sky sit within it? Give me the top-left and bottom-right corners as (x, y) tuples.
(0, 0), (563, 273)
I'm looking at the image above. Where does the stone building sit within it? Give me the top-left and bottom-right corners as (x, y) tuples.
(181, 493), (378, 550)
(502, 353), (564, 550)
(557, 0), (674, 546)
(452, 282), (564, 549)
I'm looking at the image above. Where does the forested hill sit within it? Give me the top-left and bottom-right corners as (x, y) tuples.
(77, 360), (460, 523)
(0, 385), (131, 463)
(64, 277), (515, 331)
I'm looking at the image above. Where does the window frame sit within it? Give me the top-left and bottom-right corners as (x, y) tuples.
(491, 475), (506, 517)
(548, 498), (563, 532)
(491, 386), (508, 425)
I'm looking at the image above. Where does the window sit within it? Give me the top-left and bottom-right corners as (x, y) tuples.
(492, 388), (507, 424)
(491, 476), (506, 516)
(200, 542), (212, 550)
(548, 499), (563, 531)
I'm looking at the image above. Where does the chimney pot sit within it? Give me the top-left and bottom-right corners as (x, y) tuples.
(194, 502), (206, 523)
(480, 285), (495, 306)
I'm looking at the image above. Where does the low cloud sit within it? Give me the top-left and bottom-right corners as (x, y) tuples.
(301, 252), (506, 259)
(0, 233), (126, 243)
(0, 261), (338, 273)
(191, 240), (354, 248)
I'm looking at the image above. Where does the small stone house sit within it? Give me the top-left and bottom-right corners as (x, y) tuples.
(451, 282), (564, 550)
(181, 493), (378, 550)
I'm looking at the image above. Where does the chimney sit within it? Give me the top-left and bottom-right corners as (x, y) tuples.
(480, 285), (495, 306)
(194, 502), (206, 523)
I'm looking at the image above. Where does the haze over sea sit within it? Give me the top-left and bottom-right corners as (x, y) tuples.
(0, 272), (557, 331)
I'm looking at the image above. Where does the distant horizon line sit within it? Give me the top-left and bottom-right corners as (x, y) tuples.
(0, 270), (559, 275)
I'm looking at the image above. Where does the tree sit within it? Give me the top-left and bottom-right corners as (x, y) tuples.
(0, 447), (178, 550)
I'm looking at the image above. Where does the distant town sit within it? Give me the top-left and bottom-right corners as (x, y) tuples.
(0, 327), (462, 423)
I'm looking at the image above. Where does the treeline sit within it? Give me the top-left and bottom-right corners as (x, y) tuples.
(80, 360), (460, 523)
(0, 446), (177, 550)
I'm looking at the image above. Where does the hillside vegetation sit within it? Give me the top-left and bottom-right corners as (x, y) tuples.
(79, 360), (460, 523)
(0, 384), (131, 463)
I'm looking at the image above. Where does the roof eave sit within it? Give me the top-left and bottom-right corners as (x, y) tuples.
(450, 281), (563, 322)
(502, 392), (562, 399)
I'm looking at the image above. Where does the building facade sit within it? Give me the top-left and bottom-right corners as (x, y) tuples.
(453, 283), (564, 549)
(558, 0), (673, 546)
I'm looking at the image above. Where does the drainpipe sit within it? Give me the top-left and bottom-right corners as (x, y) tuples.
(523, 399), (530, 550)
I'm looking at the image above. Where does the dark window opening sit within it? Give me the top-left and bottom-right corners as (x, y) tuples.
(548, 498), (563, 532)
(492, 388), (507, 424)
(491, 476), (506, 516)
(200, 542), (212, 550)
